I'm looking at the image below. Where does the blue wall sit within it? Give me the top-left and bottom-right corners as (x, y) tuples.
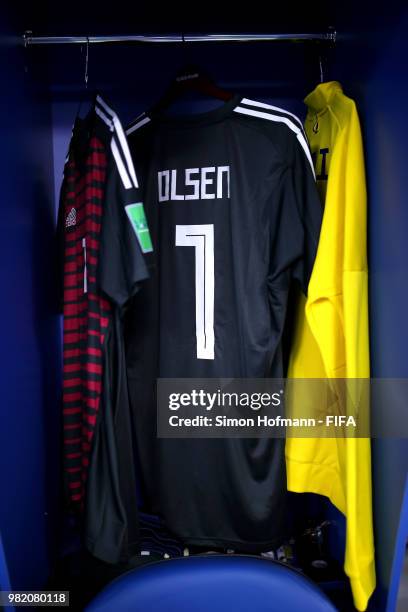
(0, 16), (61, 589)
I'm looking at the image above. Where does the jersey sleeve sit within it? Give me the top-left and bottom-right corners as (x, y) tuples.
(269, 133), (322, 295)
(290, 134), (322, 293)
(99, 133), (151, 307)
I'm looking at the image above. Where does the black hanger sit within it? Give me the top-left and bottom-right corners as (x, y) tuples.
(152, 63), (233, 114)
(318, 54), (324, 83)
(316, 32), (335, 85)
(76, 37), (97, 119)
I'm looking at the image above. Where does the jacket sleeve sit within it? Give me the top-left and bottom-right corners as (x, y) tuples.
(340, 103), (374, 612)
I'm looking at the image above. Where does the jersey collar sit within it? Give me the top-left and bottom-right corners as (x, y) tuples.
(148, 93), (243, 128)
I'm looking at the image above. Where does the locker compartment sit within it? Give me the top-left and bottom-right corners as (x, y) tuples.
(0, 3), (407, 610)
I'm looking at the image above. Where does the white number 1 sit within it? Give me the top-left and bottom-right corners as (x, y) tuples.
(176, 224), (215, 360)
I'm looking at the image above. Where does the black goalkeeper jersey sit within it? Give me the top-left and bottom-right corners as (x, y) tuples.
(100, 94), (322, 550)
(58, 95), (149, 562)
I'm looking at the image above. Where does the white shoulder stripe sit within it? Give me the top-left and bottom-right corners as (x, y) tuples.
(234, 106), (316, 179)
(241, 97), (304, 129)
(96, 95), (115, 118)
(126, 116), (151, 135)
(111, 139), (132, 190)
(95, 106), (114, 131)
(111, 116), (139, 188)
(96, 95), (139, 188)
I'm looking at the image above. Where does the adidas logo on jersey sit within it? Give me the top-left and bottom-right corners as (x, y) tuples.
(66, 207), (77, 227)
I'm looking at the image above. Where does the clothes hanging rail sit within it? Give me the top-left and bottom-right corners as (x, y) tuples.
(23, 31), (336, 46)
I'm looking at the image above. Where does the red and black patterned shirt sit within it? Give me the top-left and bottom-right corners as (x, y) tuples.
(58, 95), (148, 513)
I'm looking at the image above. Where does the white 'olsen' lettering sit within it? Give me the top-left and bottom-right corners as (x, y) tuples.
(217, 166), (230, 198)
(185, 168), (200, 200)
(171, 169), (184, 200)
(201, 167), (216, 199)
(158, 170), (170, 202)
(158, 165), (230, 202)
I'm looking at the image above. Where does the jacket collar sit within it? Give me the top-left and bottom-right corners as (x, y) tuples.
(304, 81), (343, 112)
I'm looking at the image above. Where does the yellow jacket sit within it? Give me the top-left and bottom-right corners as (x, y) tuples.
(286, 82), (375, 610)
